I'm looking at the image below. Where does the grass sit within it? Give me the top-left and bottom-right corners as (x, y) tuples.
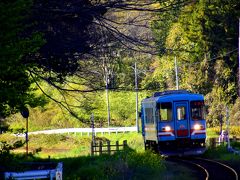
(60, 149), (166, 179)
(203, 143), (240, 175)
(2, 129), (240, 179)
(206, 127), (240, 161)
(26, 132), (145, 158)
(1, 132), (166, 179)
(0, 132), (197, 179)
(206, 128), (219, 138)
(231, 141), (240, 150)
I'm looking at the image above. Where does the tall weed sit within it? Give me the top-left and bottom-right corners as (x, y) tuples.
(62, 149), (165, 179)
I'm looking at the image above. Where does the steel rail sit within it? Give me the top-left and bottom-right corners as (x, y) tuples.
(166, 157), (209, 180)
(194, 157), (238, 180)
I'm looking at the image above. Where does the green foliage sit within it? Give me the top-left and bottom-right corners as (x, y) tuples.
(206, 127), (220, 138)
(2, 0), (240, 132)
(110, 92), (135, 123)
(229, 126), (240, 137)
(126, 150), (165, 170)
(0, 132), (165, 179)
(142, 57), (175, 90)
(204, 142), (240, 162)
(230, 98), (240, 126)
(208, 126), (240, 137)
(204, 144), (230, 159)
(205, 87), (230, 127)
(5, 88), (150, 131)
(152, 1), (182, 55)
(151, 0), (240, 127)
(63, 149), (165, 179)
(0, 0), (45, 117)
(204, 59), (235, 127)
(0, 137), (25, 177)
(230, 141), (240, 150)
(0, 132), (142, 160)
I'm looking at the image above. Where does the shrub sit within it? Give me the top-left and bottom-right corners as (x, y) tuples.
(63, 150), (165, 179)
(230, 98), (240, 126)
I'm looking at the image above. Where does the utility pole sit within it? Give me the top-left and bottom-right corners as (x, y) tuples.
(226, 106), (231, 149)
(106, 74), (111, 127)
(238, 18), (240, 97)
(174, 56), (179, 90)
(91, 113), (96, 156)
(135, 62), (139, 133)
(91, 113), (95, 144)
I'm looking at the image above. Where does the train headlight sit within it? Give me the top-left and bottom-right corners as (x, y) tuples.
(165, 126), (171, 132)
(194, 124), (201, 130)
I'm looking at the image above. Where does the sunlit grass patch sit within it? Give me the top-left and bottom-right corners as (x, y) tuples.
(207, 126), (240, 138)
(206, 128), (220, 138)
(4, 132), (144, 159)
(97, 132), (144, 152)
(61, 149), (165, 179)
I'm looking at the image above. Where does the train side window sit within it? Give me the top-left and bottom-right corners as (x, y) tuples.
(177, 106), (186, 120)
(191, 101), (205, 120)
(159, 102), (172, 121)
(145, 108), (154, 124)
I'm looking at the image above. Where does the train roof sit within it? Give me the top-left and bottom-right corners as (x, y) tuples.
(142, 90), (204, 103)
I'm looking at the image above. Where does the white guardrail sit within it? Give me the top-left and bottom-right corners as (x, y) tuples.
(27, 127), (138, 136)
(4, 162), (63, 180)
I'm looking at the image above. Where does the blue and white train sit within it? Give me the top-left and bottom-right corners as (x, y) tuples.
(140, 90), (206, 156)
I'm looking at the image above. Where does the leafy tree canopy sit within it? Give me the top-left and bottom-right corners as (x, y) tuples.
(0, 0), (46, 117)
(0, 0), (199, 122)
(150, 0), (240, 127)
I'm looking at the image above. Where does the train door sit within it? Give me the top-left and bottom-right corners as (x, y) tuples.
(174, 101), (190, 138)
(143, 102), (158, 142)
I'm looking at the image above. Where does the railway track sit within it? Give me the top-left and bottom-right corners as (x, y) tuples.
(166, 156), (238, 180)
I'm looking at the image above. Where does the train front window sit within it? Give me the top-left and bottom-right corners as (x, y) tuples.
(159, 102), (172, 121)
(177, 106), (186, 120)
(191, 101), (205, 120)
